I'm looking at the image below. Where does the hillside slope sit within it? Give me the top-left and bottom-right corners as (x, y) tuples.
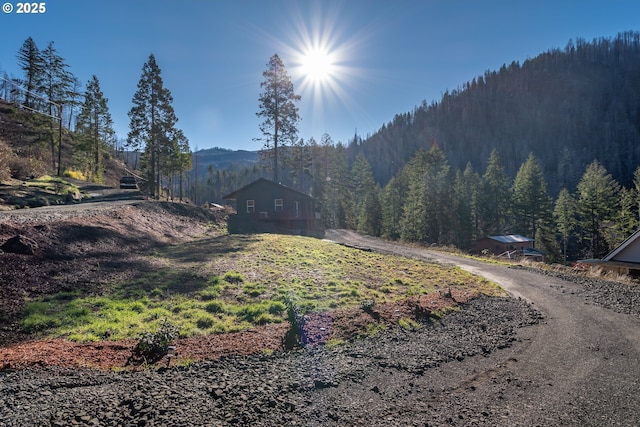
(354, 31), (640, 195)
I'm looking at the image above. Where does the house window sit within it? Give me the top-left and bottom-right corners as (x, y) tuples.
(294, 201), (300, 217)
(274, 198), (283, 212)
(247, 199), (255, 213)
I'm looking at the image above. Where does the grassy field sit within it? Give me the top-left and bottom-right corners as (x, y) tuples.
(22, 233), (504, 342)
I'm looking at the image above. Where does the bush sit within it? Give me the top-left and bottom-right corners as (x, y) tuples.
(63, 168), (87, 181)
(134, 319), (177, 363)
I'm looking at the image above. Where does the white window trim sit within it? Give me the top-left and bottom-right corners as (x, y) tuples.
(247, 199), (255, 213)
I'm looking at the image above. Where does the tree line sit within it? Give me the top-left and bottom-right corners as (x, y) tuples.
(246, 46), (640, 263)
(1, 37), (191, 197)
(349, 31), (640, 197)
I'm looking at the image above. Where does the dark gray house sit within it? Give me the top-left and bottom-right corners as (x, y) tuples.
(223, 178), (323, 236)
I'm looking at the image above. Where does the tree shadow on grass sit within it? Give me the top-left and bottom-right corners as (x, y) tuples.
(161, 233), (260, 264)
(111, 234), (261, 298)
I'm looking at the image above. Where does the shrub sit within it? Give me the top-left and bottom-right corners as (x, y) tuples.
(134, 319), (177, 363)
(63, 168), (87, 181)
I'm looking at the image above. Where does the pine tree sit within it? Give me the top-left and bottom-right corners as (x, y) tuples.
(160, 128), (191, 200)
(352, 152), (381, 235)
(324, 143), (354, 229)
(400, 150), (428, 242)
(381, 174), (405, 240)
(606, 187), (639, 248)
(633, 166), (640, 224)
(511, 153), (552, 240)
(75, 75), (114, 181)
(553, 188), (578, 262)
(452, 162), (481, 248)
(422, 145), (452, 243)
(16, 37), (44, 110)
(289, 137), (312, 192)
(480, 149), (511, 234)
(576, 160), (621, 258)
(128, 54), (184, 198)
(40, 42), (71, 168)
(256, 54), (300, 183)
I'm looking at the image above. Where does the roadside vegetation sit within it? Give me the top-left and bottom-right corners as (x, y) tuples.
(1, 175), (82, 208)
(20, 233), (504, 342)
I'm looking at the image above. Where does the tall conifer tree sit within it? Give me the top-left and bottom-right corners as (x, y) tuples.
(76, 75), (114, 181)
(511, 152), (551, 240)
(16, 37), (44, 110)
(553, 187), (578, 262)
(256, 54), (300, 183)
(576, 160), (620, 258)
(128, 54), (184, 198)
(481, 149), (511, 234)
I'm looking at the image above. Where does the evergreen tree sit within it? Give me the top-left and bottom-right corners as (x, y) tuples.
(160, 128), (191, 200)
(381, 174), (405, 240)
(75, 75), (114, 181)
(324, 143), (354, 229)
(128, 54), (184, 198)
(400, 150), (428, 242)
(352, 152), (381, 235)
(576, 160), (621, 258)
(633, 166), (640, 224)
(606, 187), (639, 248)
(553, 187), (578, 262)
(422, 145), (452, 243)
(42, 41), (73, 169)
(511, 153), (552, 240)
(464, 163), (484, 242)
(452, 162), (481, 248)
(480, 148), (511, 234)
(399, 146), (451, 243)
(16, 37), (44, 110)
(256, 54), (300, 183)
(289, 137), (312, 191)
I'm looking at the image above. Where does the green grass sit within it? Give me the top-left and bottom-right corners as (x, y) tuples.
(21, 233), (504, 342)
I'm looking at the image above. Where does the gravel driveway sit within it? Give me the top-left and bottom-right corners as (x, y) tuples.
(1, 229), (639, 426)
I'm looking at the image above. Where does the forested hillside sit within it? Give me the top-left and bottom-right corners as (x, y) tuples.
(353, 31), (640, 196)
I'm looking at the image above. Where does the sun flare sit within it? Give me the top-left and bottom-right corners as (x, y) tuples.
(300, 48), (336, 84)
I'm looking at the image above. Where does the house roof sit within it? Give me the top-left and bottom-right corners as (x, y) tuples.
(222, 178), (315, 200)
(485, 235), (534, 243)
(603, 228), (640, 262)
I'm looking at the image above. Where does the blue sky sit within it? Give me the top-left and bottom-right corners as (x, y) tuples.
(1, 0), (639, 152)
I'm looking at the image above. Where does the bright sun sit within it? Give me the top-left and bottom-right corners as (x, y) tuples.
(300, 48), (335, 84)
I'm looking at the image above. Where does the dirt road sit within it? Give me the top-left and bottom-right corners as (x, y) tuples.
(326, 229), (640, 425)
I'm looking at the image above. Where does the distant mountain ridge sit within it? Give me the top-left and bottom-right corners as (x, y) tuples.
(190, 147), (259, 177)
(350, 31), (640, 195)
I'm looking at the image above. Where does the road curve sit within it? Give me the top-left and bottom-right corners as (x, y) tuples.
(325, 229), (640, 426)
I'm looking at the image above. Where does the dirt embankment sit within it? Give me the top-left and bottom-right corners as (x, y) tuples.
(0, 201), (226, 346)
